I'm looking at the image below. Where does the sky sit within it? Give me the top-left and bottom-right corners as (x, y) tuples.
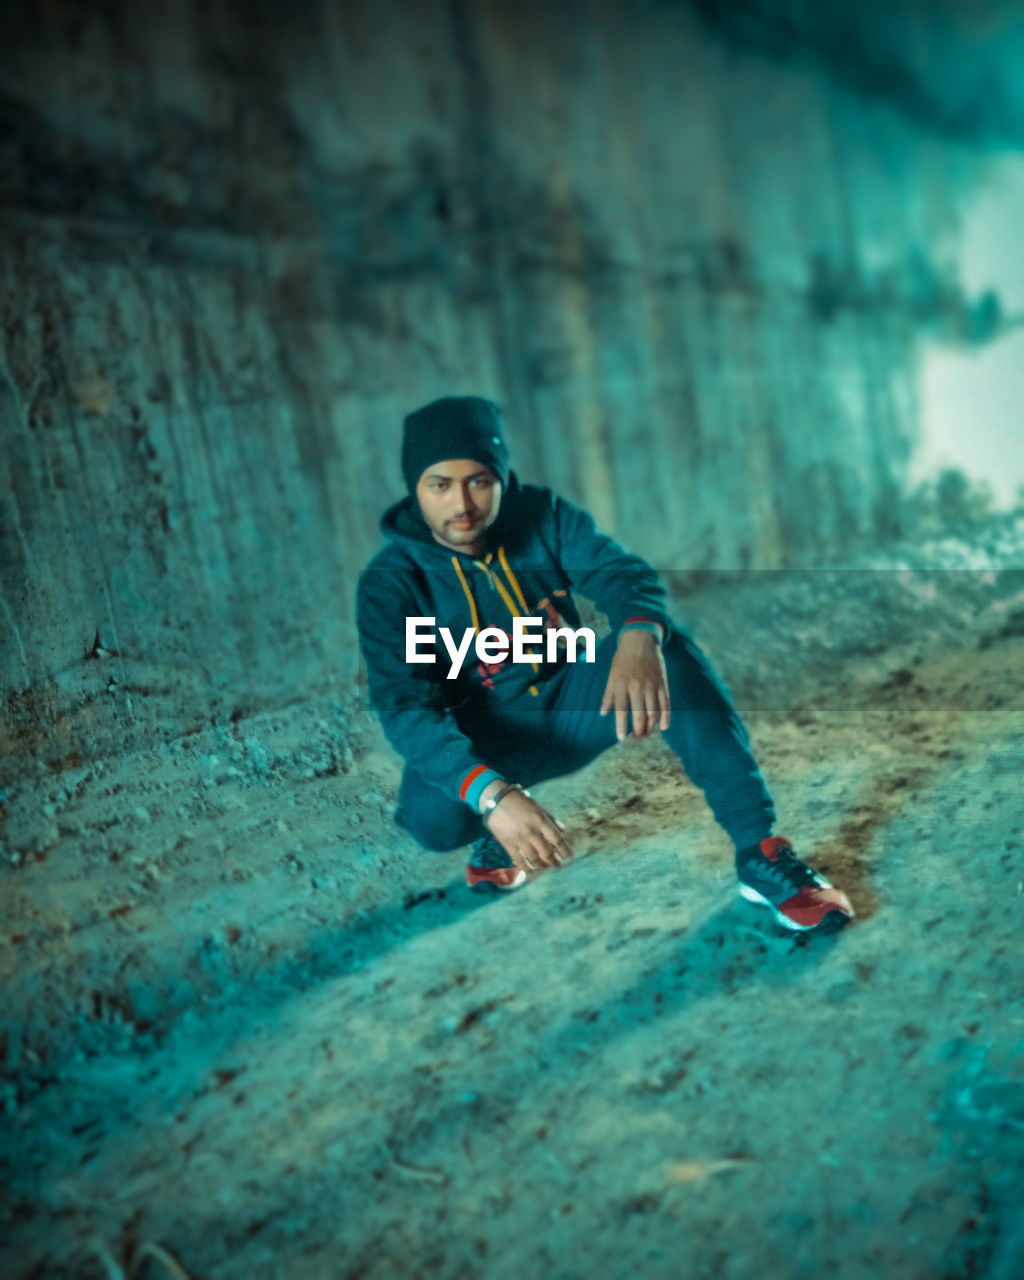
(915, 154), (1024, 509)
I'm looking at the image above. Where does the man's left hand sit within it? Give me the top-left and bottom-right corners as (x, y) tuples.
(600, 630), (671, 741)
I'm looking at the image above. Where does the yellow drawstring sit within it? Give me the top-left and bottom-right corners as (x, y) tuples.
(494, 548), (543, 693)
(455, 546), (542, 696)
(497, 546), (531, 617)
(474, 555), (521, 621)
(451, 557), (480, 634)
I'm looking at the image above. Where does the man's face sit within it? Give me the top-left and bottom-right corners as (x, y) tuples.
(415, 457), (502, 553)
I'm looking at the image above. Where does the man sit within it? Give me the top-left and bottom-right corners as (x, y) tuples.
(355, 395), (854, 933)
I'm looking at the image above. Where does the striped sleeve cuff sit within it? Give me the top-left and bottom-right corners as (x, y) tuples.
(618, 617), (665, 644)
(459, 765), (504, 812)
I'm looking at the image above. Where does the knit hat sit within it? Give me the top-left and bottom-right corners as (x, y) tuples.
(401, 396), (510, 495)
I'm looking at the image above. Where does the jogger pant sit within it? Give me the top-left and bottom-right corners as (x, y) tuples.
(394, 625), (775, 854)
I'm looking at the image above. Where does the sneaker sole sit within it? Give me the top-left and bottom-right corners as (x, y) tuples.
(467, 870), (528, 893)
(739, 883), (853, 933)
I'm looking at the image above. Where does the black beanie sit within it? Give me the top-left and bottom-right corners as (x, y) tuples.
(401, 396), (510, 495)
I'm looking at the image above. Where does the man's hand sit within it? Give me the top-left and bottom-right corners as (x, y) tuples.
(481, 784), (574, 872)
(600, 630), (671, 741)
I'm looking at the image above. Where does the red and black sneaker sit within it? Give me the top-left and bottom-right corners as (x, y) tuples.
(465, 834), (527, 893)
(736, 836), (854, 933)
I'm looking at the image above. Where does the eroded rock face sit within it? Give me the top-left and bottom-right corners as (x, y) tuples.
(0, 0), (1017, 759)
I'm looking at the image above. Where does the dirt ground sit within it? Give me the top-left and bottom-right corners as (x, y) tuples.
(3, 519), (1024, 1280)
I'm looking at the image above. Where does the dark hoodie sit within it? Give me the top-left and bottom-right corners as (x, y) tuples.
(355, 470), (672, 812)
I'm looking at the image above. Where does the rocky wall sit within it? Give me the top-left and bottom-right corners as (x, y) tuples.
(1, 0), (1018, 764)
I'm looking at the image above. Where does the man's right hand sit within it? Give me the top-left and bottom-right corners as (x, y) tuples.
(481, 786), (574, 871)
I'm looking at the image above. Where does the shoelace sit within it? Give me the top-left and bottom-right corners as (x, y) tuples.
(470, 835), (514, 870)
(755, 840), (820, 890)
